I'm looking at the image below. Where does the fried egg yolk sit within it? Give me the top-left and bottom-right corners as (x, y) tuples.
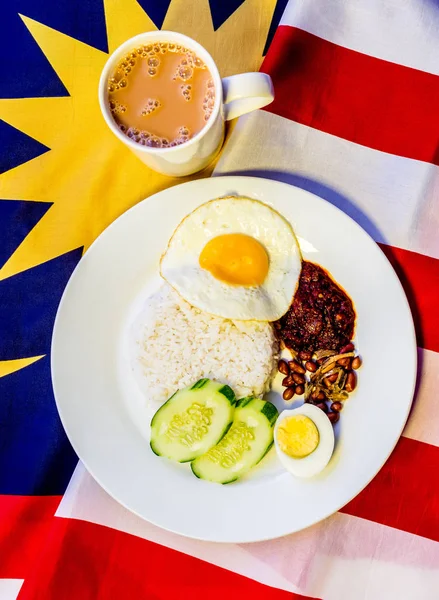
(277, 415), (320, 459)
(199, 233), (269, 286)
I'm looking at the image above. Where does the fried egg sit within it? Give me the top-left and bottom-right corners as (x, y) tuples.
(160, 196), (302, 321)
(274, 404), (335, 478)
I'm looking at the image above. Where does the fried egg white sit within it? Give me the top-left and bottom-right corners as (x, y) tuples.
(160, 196), (302, 321)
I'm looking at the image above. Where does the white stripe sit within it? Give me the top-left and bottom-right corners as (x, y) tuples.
(403, 348), (439, 446)
(0, 580), (24, 600)
(58, 466), (439, 600)
(243, 511), (439, 600)
(214, 110), (439, 260)
(312, 556), (439, 600)
(280, 0), (439, 76)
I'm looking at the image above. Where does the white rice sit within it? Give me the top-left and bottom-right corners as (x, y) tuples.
(130, 284), (278, 409)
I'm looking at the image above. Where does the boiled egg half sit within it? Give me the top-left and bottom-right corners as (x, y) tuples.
(274, 404), (335, 478)
(160, 196), (302, 321)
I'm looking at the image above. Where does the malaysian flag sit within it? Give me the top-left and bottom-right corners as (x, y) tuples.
(1, 1), (439, 598)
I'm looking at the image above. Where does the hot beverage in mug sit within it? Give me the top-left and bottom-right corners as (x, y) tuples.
(107, 42), (215, 148)
(99, 31), (274, 176)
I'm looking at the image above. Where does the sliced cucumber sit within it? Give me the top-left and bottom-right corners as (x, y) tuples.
(150, 379), (236, 463)
(191, 397), (278, 484)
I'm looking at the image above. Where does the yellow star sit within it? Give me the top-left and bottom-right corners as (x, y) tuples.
(0, 355), (44, 378)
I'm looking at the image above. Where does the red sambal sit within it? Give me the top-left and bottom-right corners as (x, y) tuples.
(275, 261), (355, 353)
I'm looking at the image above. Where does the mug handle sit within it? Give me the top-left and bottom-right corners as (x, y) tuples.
(221, 72), (274, 121)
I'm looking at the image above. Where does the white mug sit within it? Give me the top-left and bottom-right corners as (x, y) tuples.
(98, 31), (274, 177)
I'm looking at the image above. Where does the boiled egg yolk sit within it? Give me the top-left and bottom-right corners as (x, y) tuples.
(199, 233), (269, 286)
(277, 415), (319, 459)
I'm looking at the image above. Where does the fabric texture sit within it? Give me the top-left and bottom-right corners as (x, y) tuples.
(1, 0), (439, 598)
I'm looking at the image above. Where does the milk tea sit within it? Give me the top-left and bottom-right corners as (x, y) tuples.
(107, 42), (216, 147)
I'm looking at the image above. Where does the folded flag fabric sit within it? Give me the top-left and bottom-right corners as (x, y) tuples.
(2, 1), (439, 599)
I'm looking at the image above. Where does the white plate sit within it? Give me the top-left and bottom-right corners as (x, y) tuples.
(51, 176), (416, 543)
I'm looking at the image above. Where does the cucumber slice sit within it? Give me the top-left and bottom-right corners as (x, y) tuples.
(150, 379), (236, 463)
(191, 397), (278, 484)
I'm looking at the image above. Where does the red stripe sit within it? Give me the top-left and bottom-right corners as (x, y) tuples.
(0, 495), (61, 578)
(17, 518), (320, 600)
(341, 436), (439, 541)
(379, 244), (439, 354)
(261, 26), (439, 164)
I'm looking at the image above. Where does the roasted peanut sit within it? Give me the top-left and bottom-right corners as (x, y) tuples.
(283, 387), (295, 401)
(352, 356), (362, 370)
(340, 343), (355, 354)
(295, 384), (305, 395)
(282, 375), (295, 387)
(289, 360), (306, 375)
(327, 411), (340, 424)
(317, 391), (327, 401)
(344, 370), (357, 393)
(292, 372), (306, 385)
(331, 401), (343, 412)
(315, 402), (328, 413)
(337, 357), (352, 368)
(298, 350), (312, 361)
(278, 359), (290, 376)
(305, 360), (317, 373)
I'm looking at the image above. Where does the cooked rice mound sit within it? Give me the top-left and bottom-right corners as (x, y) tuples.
(130, 284), (278, 409)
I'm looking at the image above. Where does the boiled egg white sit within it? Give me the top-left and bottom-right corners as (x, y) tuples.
(160, 196), (302, 321)
(274, 404), (335, 478)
